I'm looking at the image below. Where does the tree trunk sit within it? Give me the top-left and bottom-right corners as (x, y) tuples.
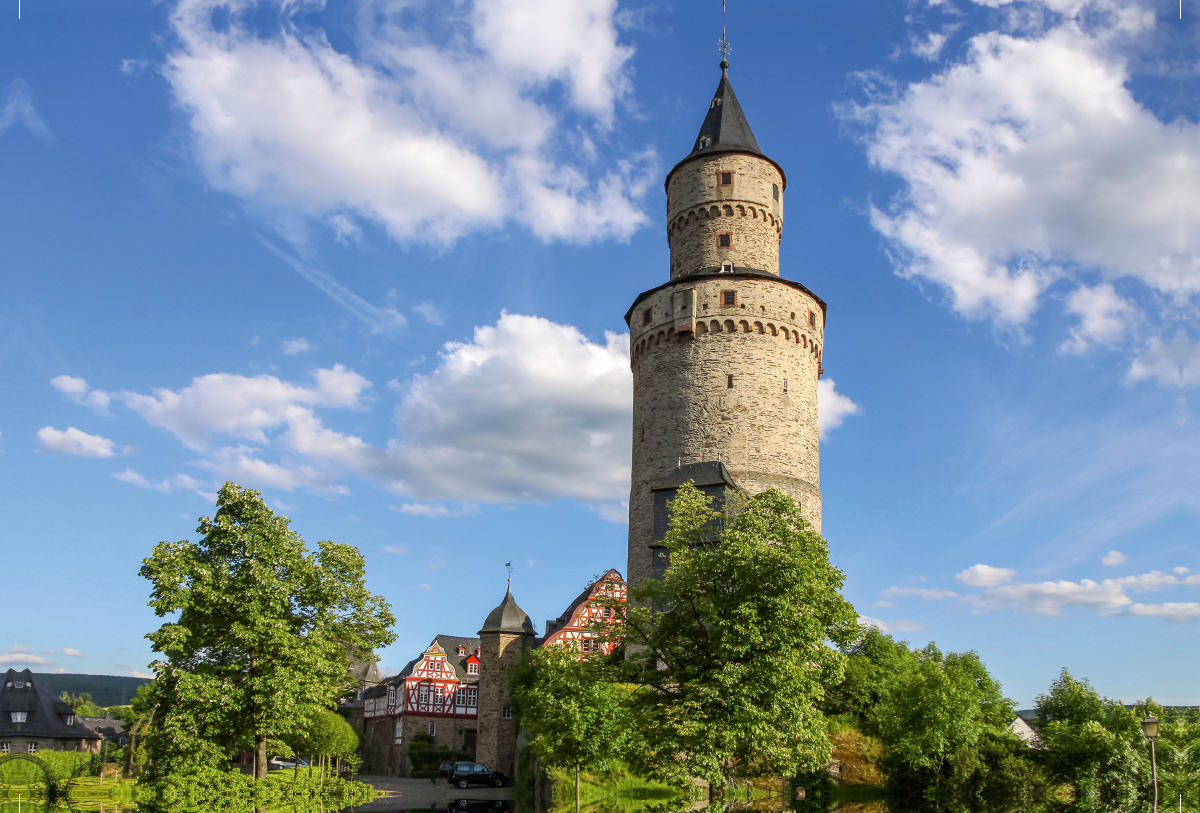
(125, 736), (135, 778)
(255, 735), (268, 780)
(575, 759), (581, 813)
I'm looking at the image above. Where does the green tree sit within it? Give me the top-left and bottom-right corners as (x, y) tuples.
(510, 642), (634, 813)
(622, 484), (858, 785)
(139, 483), (396, 780)
(1032, 670), (1151, 813)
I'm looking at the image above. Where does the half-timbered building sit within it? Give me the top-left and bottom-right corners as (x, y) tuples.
(541, 569), (627, 656)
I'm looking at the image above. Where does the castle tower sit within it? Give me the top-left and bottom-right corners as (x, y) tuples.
(625, 59), (826, 589)
(475, 583), (535, 775)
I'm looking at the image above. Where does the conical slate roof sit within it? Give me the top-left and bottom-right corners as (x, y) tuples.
(688, 63), (762, 158)
(479, 584), (536, 635)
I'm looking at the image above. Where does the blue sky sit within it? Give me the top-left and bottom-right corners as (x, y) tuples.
(2, 0), (1198, 708)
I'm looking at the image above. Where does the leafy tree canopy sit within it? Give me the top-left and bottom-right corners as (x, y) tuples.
(139, 482), (396, 779)
(622, 484), (858, 784)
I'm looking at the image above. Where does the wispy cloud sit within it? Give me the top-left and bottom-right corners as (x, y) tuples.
(0, 79), (53, 142)
(859, 616), (926, 634)
(282, 338), (313, 355)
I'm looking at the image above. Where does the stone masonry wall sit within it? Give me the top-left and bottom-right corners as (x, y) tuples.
(666, 153), (784, 278)
(627, 275), (823, 589)
(475, 632), (527, 776)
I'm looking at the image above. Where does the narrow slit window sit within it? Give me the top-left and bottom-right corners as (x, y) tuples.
(783, 378), (788, 393)
(722, 290), (736, 307)
(808, 311), (817, 327)
(642, 308), (653, 326)
(727, 374), (734, 388)
(717, 232), (732, 248)
(773, 183), (780, 201)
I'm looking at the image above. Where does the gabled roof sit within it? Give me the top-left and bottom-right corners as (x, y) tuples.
(480, 585), (536, 636)
(397, 635), (482, 684)
(666, 62), (786, 190)
(0, 669), (100, 741)
(544, 570), (625, 639)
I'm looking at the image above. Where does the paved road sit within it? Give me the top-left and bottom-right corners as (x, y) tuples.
(353, 776), (513, 811)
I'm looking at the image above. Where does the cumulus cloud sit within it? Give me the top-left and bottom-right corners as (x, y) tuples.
(165, 0), (653, 248)
(956, 564), (1018, 587)
(859, 616), (926, 634)
(60, 648), (83, 658)
(50, 375), (112, 414)
(115, 313), (632, 507)
(37, 426), (118, 458)
(956, 565), (1200, 619)
(817, 378), (861, 439)
(282, 338), (313, 355)
(844, 1), (1200, 379)
(1127, 603), (1200, 622)
(0, 645), (55, 667)
(1102, 550), (1128, 566)
(121, 364), (370, 450)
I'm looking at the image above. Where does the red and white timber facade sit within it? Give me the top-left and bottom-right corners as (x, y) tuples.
(541, 569), (627, 656)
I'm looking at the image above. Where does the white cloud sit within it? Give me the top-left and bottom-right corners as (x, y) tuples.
(0, 645), (55, 667)
(282, 338), (313, 355)
(879, 586), (960, 600)
(412, 584), (432, 590)
(382, 545), (408, 555)
(129, 670), (153, 679)
(910, 30), (949, 61)
(1102, 549), (1128, 566)
(50, 375), (112, 414)
(1127, 602), (1200, 622)
(1059, 285), (1138, 355)
(37, 426), (118, 458)
(588, 500), (629, 524)
(859, 616), (926, 634)
(956, 563), (1018, 587)
(844, 5), (1200, 374)
(60, 648), (83, 658)
(121, 364), (369, 450)
(115, 313), (632, 508)
(817, 378), (861, 439)
(165, 0), (652, 248)
(0, 79), (53, 142)
(1174, 567), (1190, 576)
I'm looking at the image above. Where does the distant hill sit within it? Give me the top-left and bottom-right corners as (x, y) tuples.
(35, 673), (152, 707)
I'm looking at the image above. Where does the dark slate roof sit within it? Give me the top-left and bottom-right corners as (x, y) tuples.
(396, 635), (483, 685)
(666, 63), (786, 189)
(653, 461), (738, 492)
(544, 584), (595, 639)
(479, 586), (537, 636)
(0, 669), (101, 741)
(78, 716), (126, 741)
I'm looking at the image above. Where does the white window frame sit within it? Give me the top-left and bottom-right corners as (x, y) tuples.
(501, 705), (512, 720)
(10, 712), (27, 723)
(467, 687), (478, 707)
(456, 688), (466, 706)
(388, 687), (396, 706)
(27, 742), (38, 753)
(419, 685), (429, 705)
(0, 743), (9, 754)
(467, 662), (478, 675)
(427, 721), (436, 736)
(394, 719), (403, 745)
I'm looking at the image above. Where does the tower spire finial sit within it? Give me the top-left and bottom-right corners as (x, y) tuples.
(718, 1), (731, 71)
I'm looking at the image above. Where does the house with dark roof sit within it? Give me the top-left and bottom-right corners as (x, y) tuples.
(360, 573), (627, 777)
(0, 669), (102, 755)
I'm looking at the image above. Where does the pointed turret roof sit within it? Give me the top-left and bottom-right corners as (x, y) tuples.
(689, 61), (762, 158)
(479, 583), (536, 636)
(667, 60), (785, 189)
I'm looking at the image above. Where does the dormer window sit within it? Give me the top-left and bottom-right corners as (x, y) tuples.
(468, 663), (478, 675)
(66, 715), (75, 726)
(457, 647), (466, 656)
(10, 712), (26, 723)
(717, 232), (732, 248)
(718, 171), (734, 186)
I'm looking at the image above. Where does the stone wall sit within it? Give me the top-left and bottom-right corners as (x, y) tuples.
(626, 272), (823, 589)
(475, 632), (528, 776)
(666, 153), (784, 279)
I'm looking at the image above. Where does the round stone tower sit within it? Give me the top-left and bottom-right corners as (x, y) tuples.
(625, 60), (826, 590)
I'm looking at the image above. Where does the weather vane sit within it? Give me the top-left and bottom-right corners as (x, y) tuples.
(505, 560), (513, 586)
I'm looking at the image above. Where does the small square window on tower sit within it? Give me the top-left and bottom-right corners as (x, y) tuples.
(717, 232), (732, 248)
(502, 705), (512, 720)
(718, 171), (734, 186)
(721, 290), (736, 307)
(773, 183), (780, 201)
(727, 374), (735, 388)
(642, 308), (652, 326)
(808, 310), (817, 327)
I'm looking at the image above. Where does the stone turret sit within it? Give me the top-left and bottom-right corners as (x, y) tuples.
(474, 583), (535, 776)
(625, 60), (826, 590)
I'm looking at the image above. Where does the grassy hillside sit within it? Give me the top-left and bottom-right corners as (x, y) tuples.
(35, 673), (151, 706)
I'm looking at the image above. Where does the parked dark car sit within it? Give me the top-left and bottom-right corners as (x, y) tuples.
(438, 761), (455, 778)
(448, 762), (506, 788)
